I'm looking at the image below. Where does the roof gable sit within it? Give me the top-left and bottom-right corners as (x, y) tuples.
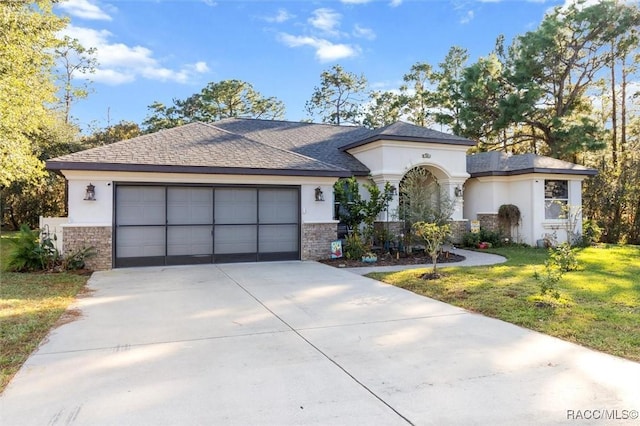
(340, 121), (476, 151)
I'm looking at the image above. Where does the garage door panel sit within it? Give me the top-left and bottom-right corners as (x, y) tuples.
(215, 188), (257, 224)
(168, 187), (213, 225)
(116, 226), (165, 257)
(116, 187), (165, 225)
(215, 225), (257, 254)
(259, 188), (298, 224)
(259, 225), (298, 253)
(167, 226), (213, 255)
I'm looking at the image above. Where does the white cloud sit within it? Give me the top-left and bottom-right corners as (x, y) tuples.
(389, 0), (403, 6)
(353, 24), (376, 40)
(264, 8), (294, 23)
(460, 10), (475, 24)
(308, 8), (342, 36)
(56, 0), (112, 21)
(278, 33), (360, 62)
(340, 0), (372, 3)
(60, 25), (209, 85)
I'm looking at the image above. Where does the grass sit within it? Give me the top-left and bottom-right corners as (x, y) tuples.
(0, 231), (90, 393)
(368, 245), (640, 362)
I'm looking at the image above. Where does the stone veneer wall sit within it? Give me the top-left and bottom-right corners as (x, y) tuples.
(477, 213), (500, 234)
(448, 220), (468, 245)
(301, 222), (337, 260)
(63, 226), (112, 271)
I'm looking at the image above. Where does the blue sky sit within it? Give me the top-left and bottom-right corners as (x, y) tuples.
(55, 0), (570, 132)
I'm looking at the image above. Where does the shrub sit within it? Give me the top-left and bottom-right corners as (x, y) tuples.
(62, 246), (97, 271)
(582, 219), (602, 246)
(6, 225), (59, 272)
(534, 242), (579, 299)
(6, 225), (96, 272)
(479, 228), (502, 247)
(549, 242), (579, 272)
(344, 232), (367, 260)
(462, 232), (481, 248)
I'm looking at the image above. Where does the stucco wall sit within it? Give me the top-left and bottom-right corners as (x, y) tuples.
(63, 170), (338, 226)
(464, 174), (587, 245)
(348, 140), (470, 221)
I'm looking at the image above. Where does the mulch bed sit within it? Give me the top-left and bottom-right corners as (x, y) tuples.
(318, 251), (466, 268)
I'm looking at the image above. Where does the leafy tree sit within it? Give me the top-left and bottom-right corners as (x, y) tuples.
(399, 62), (437, 127)
(0, 0), (67, 186)
(55, 35), (97, 124)
(361, 91), (402, 128)
(143, 80), (285, 133)
(399, 167), (455, 227)
(433, 46), (469, 134)
(1, 112), (81, 229)
(498, 0), (639, 159)
(333, 177), (395, 247)
(82, 121), (142, 148)
(306, 65), (367, 125)
(458, 54), (507, 147)
(142, 101), (187, 133)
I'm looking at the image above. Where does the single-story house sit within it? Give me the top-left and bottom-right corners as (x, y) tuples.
(45, 118), (597, 270)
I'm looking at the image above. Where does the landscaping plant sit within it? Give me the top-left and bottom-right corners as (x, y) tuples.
(334, 177), (395, 250)
(412, 221), (451, 277)
(5, 225), (59, 272)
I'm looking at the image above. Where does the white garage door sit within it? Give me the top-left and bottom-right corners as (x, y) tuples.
(115, 185), (300, 268)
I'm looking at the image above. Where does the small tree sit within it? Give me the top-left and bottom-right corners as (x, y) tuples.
(412, 222), (451, 277)
(333, 177), (395, 249)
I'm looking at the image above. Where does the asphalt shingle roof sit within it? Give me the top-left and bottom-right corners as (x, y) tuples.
(467, 152), (598, 176)
(47, 118), (476, 177)
(47, 122), (353, 177)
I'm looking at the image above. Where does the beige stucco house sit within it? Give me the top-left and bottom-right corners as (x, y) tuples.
(46, 118), (596, 270)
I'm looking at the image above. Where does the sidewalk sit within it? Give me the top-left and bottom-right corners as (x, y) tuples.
(344, 248), (507, 275)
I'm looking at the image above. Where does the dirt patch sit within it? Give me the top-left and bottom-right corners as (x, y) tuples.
(319, 251), (466, 268)
(53, 308), (83, 329)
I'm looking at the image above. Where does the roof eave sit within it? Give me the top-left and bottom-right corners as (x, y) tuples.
(46, 161), (354, 178)
(341, 134), (476, 151)
(469, 167), (598, 177)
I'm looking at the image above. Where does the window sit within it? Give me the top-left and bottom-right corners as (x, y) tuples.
(544, 180), (568, 219)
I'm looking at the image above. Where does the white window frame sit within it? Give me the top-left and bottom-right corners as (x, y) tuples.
(544, 179), (569, 220)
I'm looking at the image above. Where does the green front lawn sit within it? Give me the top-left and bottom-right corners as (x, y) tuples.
(368, 245), (640, 362)
(0, 232), (90, 393)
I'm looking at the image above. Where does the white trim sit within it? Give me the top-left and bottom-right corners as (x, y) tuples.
(302, 220), (339, 224)
(62, 223), (112, 227)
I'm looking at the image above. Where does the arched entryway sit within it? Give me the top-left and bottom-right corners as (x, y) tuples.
(398, 166), (453, 225)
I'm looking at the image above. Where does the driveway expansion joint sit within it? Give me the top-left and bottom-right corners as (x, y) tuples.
(217, 265), (416, 426)
(33, 329), (293, 356)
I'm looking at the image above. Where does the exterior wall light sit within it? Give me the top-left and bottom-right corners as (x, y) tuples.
(84, 183), (96, 201)
(315, 187), (325, 201)
(454, 185), (463, 197)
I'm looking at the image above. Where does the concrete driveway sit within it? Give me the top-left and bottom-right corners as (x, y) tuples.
(1, 261), (639, 425)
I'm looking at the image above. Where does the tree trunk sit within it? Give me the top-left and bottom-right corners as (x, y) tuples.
(610, 40), (618, 168)
(620, 53), (627, 155)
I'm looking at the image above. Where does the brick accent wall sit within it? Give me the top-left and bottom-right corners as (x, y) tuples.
(448, 220), (468, 245)
(63, 226), (112, 271)
(477, 213), (500, 234)
(301, 222), (337, 260)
